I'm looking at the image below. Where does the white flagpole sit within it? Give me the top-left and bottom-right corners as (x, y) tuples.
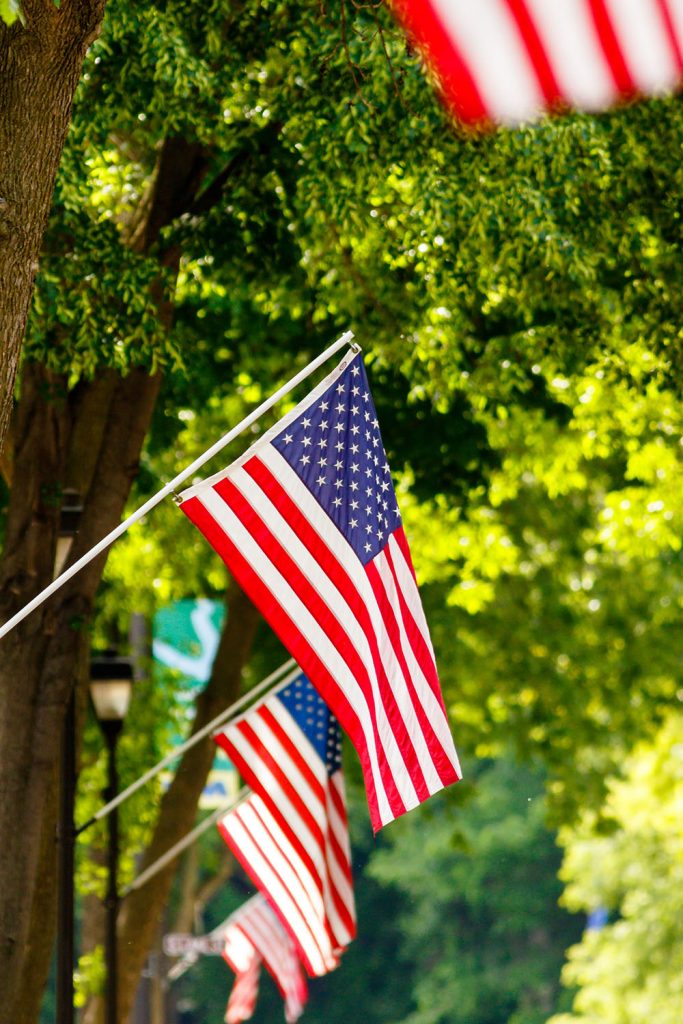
(0, 330), (356, 640)
(122, 788), (248, 896)
(76, 658), (299, 834)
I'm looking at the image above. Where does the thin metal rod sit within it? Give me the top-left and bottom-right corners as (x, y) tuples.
(103, 722), (121, 1024)
(56, 690), (76, 1024)
(0, 331), (355, 640)
(76, 658), (297, 834)
(122, 790), (247, 896)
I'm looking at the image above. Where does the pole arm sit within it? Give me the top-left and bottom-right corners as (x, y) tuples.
(0, 330), (355, 640)
(75, 658), (297, 835)
(122, 790), (248, 896)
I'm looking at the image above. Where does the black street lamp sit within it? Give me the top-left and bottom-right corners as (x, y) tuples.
(56, 491), (82, 1024)
(90, 652), (134, 1024)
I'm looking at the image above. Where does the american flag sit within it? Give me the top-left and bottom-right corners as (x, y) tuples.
(223, 895), (308, 1024)
(180, 348), (461, 831)
(215, 672), (355, 977)
(391, 0), (683, 125)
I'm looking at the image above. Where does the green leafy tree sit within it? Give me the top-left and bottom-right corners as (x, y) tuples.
(550, 715), (683, 1024)
(368, 759), (581, 1024)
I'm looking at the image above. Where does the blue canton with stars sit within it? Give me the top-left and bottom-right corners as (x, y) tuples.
(272, 353), (401, 566)
(277, 673), (342, 776)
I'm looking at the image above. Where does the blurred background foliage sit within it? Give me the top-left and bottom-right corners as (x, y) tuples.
(15, 0), (683, 1020)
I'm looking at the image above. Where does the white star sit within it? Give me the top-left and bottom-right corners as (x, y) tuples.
(300, 454), (310, 466)
(364, 542), (372, 553)
(335, 402), (346, 414)
(363, 392), (369, 402)
(334, 422), (345, 433)
(302, 417), (311, 428)
(364, 411), (371, 422)
(372, 437), (379, 448)
(350, 481), (358, 492)
(334, 478), (344, 490)
(302, 436), (311, 448)
(352, 384), (360, 396)
(333, 497), (342, 508)
(318, 438), (327, 449)
(351, 424), (360, 435)
(365, 504), (372, 515)
(351, 365), (360, 377)
(365, 467), (372, 478)
(319, 419), (328, 430)
(365, 524), (373, 535)
(336, 383), (345, 393)
(366, 486), (373, 497)
(351, 443), (359, 454)
(351, 462), (359, 473)
(283, 432), (293, 444)
(377, 527), (384, 539)
(318, 457), (327, 467)
(351, 405), (359, 416)
(320, 401), (329, 412)
(381, 480), (390, 492)
(350, 517), (358, 528)
(335, 459), (344, 470)
(350, 500), (359, 510)
(316, 475), (326, 486)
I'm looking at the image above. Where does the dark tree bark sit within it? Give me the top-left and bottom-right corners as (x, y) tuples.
(0, 0), (108, 455)
(0, 363), (161, 1015)
(1, 128), (228, 1020)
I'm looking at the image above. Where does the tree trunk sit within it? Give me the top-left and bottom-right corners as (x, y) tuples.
(104, 578), (260, 1024)
(0, 0), (107, 455)
(0, 365), (160, 1015)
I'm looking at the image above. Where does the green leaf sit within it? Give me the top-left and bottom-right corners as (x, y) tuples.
(0, 0), (21, 25)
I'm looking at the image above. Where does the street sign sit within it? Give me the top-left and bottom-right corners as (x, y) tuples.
(163, 933), (225, 957)
(153, 598), (239, 808)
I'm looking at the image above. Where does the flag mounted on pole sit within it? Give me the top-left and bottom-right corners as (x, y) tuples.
(390, 0), (683, 126)
(223, 895), (308, 1024)
(179, 347), (461, 832)
(215, 672), (355, 976)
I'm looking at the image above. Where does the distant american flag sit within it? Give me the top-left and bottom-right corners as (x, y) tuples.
(224, 954), (260, 1024)
(391, 0), (683, 125)
(215, 672), (355, 976)
(180, 349), (461, 831)
(223, 895), (308, 1024)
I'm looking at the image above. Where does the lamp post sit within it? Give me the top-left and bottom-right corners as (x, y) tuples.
(56, 491), (83, 1024)
(90, 652), (134, 1024)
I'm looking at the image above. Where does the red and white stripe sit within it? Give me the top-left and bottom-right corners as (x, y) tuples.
(391, 0), (683, 124)
(182, 447), (461, 833)
(218, 788), (350, 977)
(224, 954), (260, 1024)
(224, 896), (308, 1024)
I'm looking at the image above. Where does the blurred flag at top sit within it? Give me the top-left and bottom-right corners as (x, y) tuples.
(390, 0), (683, 126)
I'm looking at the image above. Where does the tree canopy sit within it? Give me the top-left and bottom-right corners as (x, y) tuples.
(1, 1), (683, 1022)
